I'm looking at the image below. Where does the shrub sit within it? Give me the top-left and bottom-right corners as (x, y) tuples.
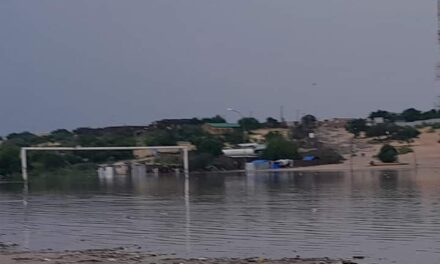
(378, 144), (398, 163)
(0, 146), (21, 177)
(432, 123), (440, 129)
(262, 136), (301, 160)
(397, 146), (413, 155)
(189, 153), (214, 171)
(391, 126), (420, 142)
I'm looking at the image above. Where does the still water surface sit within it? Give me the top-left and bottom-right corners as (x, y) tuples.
(1, 169), (440, 264)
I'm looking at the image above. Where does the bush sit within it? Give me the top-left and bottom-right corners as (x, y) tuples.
(262, 136), (301, 160)
(397, 146), (413, 155)
(314, 148), (344, 164)
(238, 117), (261, 131)
(391, 126), (420, 142)
(378, 144), (398, 163)
(0, 146), (21, 177)
(195, 137), (223, 157)
(346, 119), (367, 137)
(189, 153), (215, 171)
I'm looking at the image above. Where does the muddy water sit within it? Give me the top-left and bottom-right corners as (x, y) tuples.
(1, 169), (440, 264)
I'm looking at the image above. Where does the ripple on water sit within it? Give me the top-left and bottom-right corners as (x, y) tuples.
(1, 170), (440, 264)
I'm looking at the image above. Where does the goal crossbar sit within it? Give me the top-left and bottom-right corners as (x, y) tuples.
(20, 146), (189, 181)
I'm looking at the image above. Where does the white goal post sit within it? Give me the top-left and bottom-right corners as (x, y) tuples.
(20, 146), (189, 181)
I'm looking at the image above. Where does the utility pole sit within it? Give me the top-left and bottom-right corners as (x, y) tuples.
(437, 0), (440, 78)
(280, 105), (285, 123)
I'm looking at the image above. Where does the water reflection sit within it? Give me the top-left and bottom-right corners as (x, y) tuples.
(0, 169), (440, 264)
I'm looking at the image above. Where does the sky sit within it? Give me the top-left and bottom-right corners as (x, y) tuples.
(0, 0), (439, 135)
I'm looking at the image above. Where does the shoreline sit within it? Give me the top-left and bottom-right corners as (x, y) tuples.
(0, 248), (361, 264)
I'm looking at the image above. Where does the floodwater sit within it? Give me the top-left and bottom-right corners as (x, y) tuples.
(1, 168), (440, 264)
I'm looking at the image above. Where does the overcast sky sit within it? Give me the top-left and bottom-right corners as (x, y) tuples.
(1, 0), (439, 135)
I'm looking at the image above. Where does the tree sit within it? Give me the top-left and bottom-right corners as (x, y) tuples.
(172, 124), (207, 143)
(189, 153), (215, 171)
(377, 144), (398, 163)
(195, 137), (223, 156)
(262, 136), (300, 160)
(0, 146), (20, 176)
(391, 126), (420, 142)
(223, 130), (245, 144)
(49, 129), (74, 142)
(421, 109), (439, 120)
(346, 119), (367, 137)
(301, 114), (317, 129)
(304, 147), (343, 164)
(6, 131), (43, 147)
(368, 110), (397, 122)
(365, 123), (399, 138)
(144, 130), (176, 146)
(201, 115), (226, 124)
(401, 108), (422, 122)
(30, 152), (66, 170)
(238, 117), (261, 131)
(265, 117), (280, 128)
(265, 131), (283, 141)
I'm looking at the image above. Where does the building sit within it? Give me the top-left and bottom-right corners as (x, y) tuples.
(202, 123), (240, 135)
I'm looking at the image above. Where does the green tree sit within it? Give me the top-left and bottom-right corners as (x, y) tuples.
(378, 144), (398, 163)
(421, 109), (440, 120)
(265, 117), (280, 128)
(6, 131), (43, 147)
(77, 134), (103, 147)
(366, 123), (397, 138)
(401, 108), (422, 122)
(30, 152), (66, 171)
(189, 153), (215, 171)
(0, 146), (20, 176)
(195, 137), (223, 156)
(223, 130), (245, 144)
(262, 136), (300, 160)
(346, 119), (367, 137)
(144, 130), (176, 146)
(49, 129), (74, 143)
(265, 131), (283, 141)
(301, 114), (317, 129)
(368, 110), (398, 122)
(291, 124), (308, 140)
(238, 117), (261, 131)
(201, 115), (226, 123)
(391, 126), (420, 142)
(172, 125), (206, 142)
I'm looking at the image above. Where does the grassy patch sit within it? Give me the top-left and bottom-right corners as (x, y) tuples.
(397, 146), (414, 155)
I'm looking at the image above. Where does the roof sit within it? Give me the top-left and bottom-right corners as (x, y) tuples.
(206, 123), (240, 128)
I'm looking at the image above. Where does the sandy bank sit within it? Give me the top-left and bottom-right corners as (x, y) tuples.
(261, 129), (440, 173)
